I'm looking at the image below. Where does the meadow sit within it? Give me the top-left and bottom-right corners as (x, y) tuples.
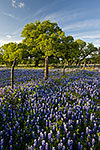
(0, 68), (100, 150)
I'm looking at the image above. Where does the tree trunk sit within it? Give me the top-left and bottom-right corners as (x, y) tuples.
(63, 63), (66, 76)
(76, 59), (80, 67)
(11, 58), (16, 89)
(83, 59), (86, 70)
(94, 63), (95, 68)
(88, 61), (90, 68)
(78, 60), (81, 69)
(68, 61), (70, 66)
(44, 56), (48, 80)
(76, 60), (78, 66)
(35, 59), (39, 67)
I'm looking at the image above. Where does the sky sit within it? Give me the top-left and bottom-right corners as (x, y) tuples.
(0, 0), (100, 47)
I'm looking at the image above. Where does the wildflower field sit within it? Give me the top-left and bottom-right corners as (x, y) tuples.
(0, 69), (100, 150)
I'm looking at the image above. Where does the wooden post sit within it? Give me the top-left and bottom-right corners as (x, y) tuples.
(44, 56), (48, 80)
(63, 63), (66, 76)
(88, 61), (90, 69)
(11, 57), (16, 89)
(83, 59), (86, 70)
(94, 63), (95, 68)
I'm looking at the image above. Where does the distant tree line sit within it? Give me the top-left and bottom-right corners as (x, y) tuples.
(0, 20), (100, 78)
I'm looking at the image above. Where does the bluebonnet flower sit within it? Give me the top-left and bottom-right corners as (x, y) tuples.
(9, 145), (13, 150)
(33, 139), (37, 148)
(57, 131), (60, 139)
(77, 142), (81, 150)
(92, 138), (95, 145)
(20, 137), (23, 142)
(0, 69), (100, 149)
(40, 132), (44, 140)
(73, 133), (76, 140)
(45, 142), (48, 150)
(98, 136), (100, 142)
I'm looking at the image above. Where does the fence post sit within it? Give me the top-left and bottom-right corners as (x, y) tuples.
(63, 63), (66, 76)
(83, 59), (86, 70)
(44, 56), (48, 80)
(11, 57), (16, 89)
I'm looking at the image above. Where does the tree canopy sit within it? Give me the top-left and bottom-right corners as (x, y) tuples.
(0, 42), (28, 66)
(21, 20), (65, 57)
(75, 39), (97, 62)
(0, 20), (99, 68)
(21, 20), (65, 79)
(1, 42), (17, 66)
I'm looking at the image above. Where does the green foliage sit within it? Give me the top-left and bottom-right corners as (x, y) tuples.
(58, 35), (80, 66)
(0, 48), (4, 64)
(1, 42), (28, 66)
(0, 20), (99, 66)
(75, 39), (86, 50)
(89, 47), (100, 64)
(21, 20), (65, 57)
(1, 42), (17, 66)
(15, 43), (29, 63)
(76, 40), (98, 62)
